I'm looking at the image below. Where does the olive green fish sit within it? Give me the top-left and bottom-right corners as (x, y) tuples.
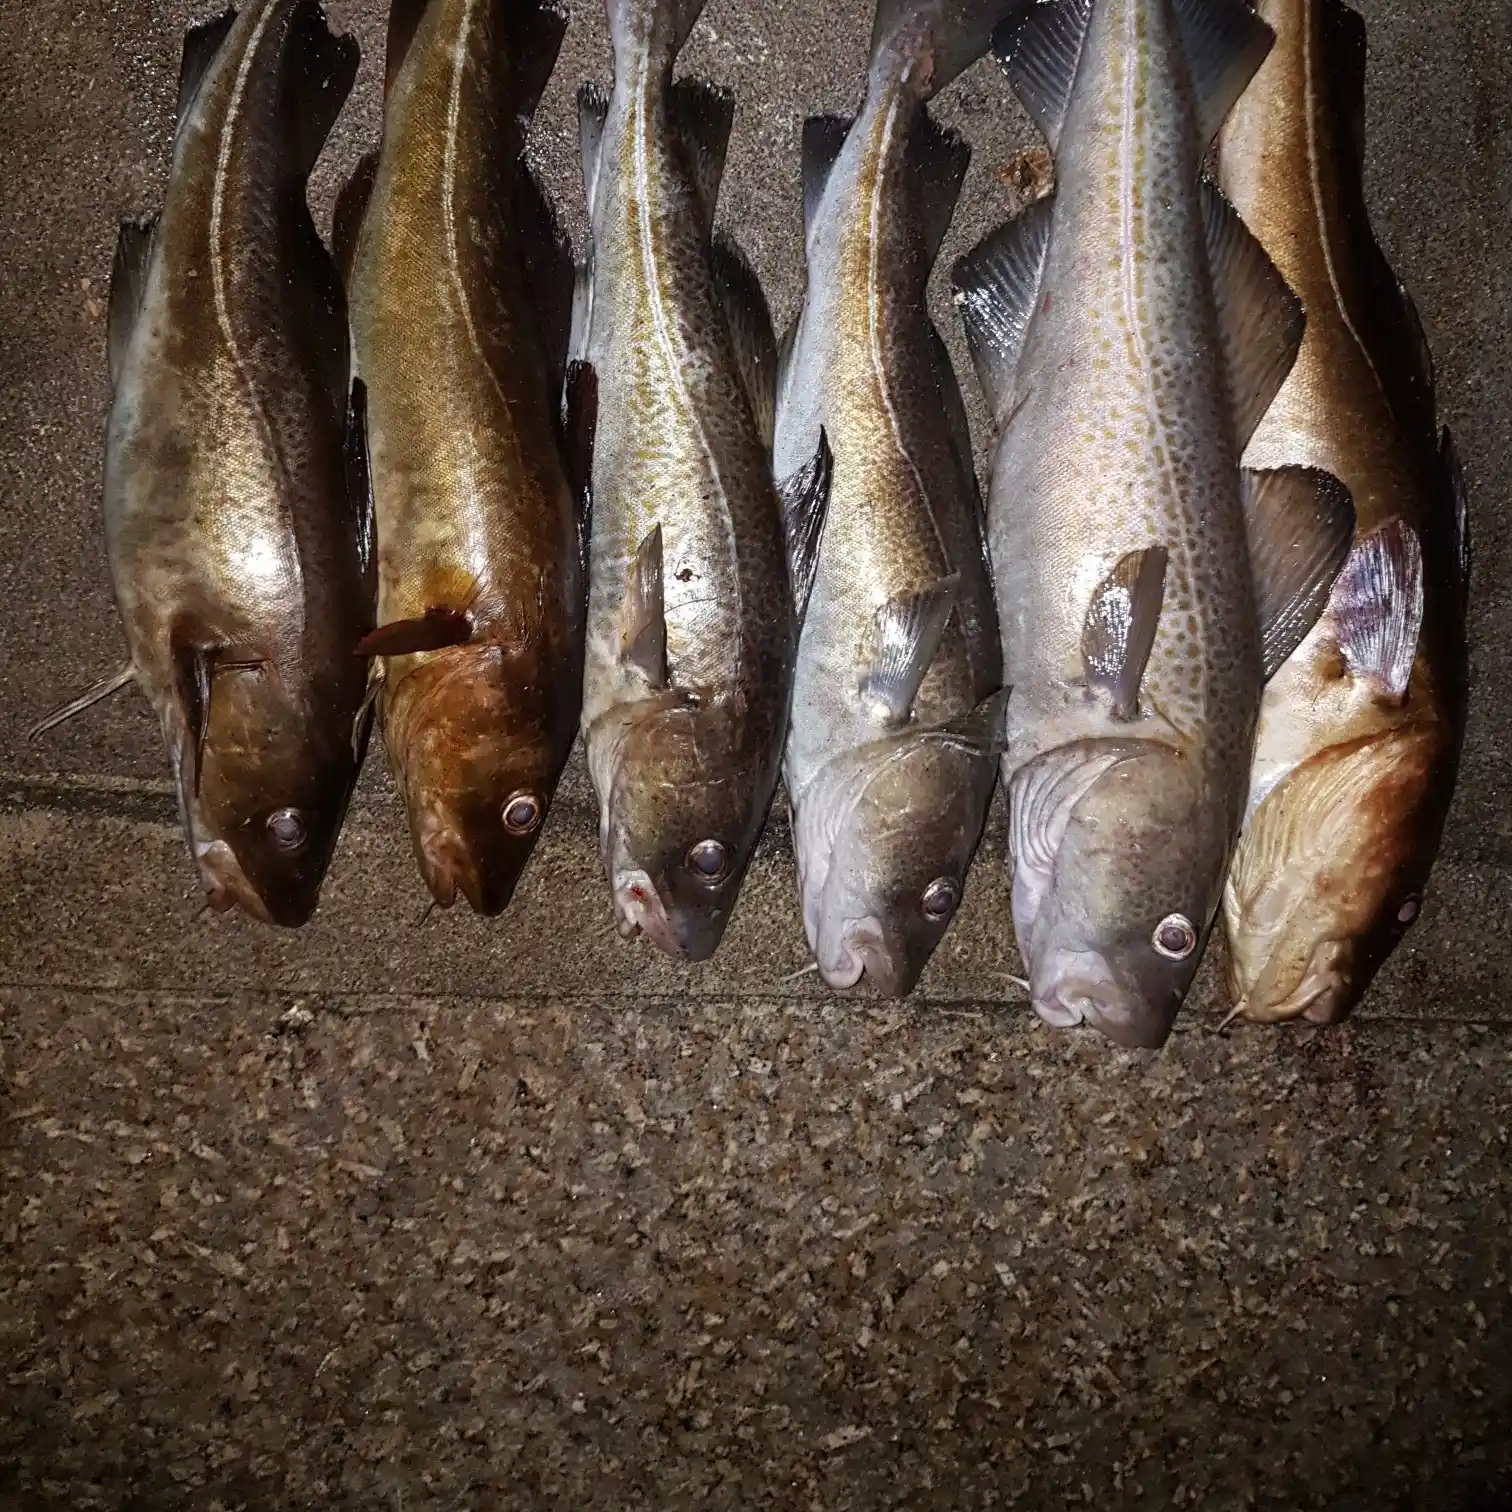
(340, 0), (591, 917)
(34, 0), (373, 927)
(1217, 0), (1468, 1024)
(577, 0), (831, 962)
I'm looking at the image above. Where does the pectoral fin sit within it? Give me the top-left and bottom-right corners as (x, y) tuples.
(173, 644), (214, 798)
(1443, 427), (1471, 614)
(778, 429), (833, 621)
(355, 609), (474, 659)
(1331, 520), (1424, 706)
(623, 525), (668, 689)
(1243, 466), (1355, 680)
(344, 378), (375, 589)
(862, 578), (958, 726)
(1081, 547), (1168, 721)
(930, 686), (1012, 756)
(28, 665), (136, 739)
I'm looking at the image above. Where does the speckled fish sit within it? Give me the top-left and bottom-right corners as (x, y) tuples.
(1216, 0), (1468, 1025)
(953, 0), (1356, 1047)
(576, 0), (832, 961)
(32, 1), (373, 927)
(338, 0), (591, 917)
(774, 0), (1012, 998)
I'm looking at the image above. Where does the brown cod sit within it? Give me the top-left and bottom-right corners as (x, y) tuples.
(339, 0), (593, 916)
(33, 0), (375, 927)
(1217, 0), (1469, 1025)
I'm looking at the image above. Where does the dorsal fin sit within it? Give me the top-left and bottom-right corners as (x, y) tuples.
(502, 0), (569, 125)
(992, 0), (1093, 153)
(952, 194), (1054, 424)
(669, 79), (735, 230)
(281, 2), (360, 177)
(516, 160), (575, 398)
(332, 151), (378, 286)
(177, 10), (237, 128)
(871, 0), (1033, 101)
(1201, 182), (1304, 449)
(908, 109), (971, 267)
(1168, 0), (1275, 146)
(802, 115), (852, 239)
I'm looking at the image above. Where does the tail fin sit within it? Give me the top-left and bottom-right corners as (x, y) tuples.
(870, 0), (1035, 99)
(608, 0), (707, 70)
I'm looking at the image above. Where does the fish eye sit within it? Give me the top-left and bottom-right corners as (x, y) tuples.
(921, 877), (960, 921)
(266, 808), (308, 853)
(685, 839), (730, 884)
(1152, 913), (1197, 960)
(502, 791), (544, 836)
(1397, 895), (1422, 927)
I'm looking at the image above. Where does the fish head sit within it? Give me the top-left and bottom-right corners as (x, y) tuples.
(1011, 740), (1223, 1048)
(1224, 723), (1450, 1024)
(383, 646), (573, 916)
(186, 661), (365, 928)
(602, 694), (772, 963)
(796, 730), (995, 998)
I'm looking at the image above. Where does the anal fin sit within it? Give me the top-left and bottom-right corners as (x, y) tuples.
(952, 195), (1054, 424)
(778, 430), (833, 621)
(108, 216), (159, 391)
(1081, 547), (1168, 721)
(1243, 466), (1355, 680)
(712, 238), (778, 451)
(1203, 183), (1305, 450)
(1331, 519), (1424, 706)
(802, 115), (853, 238)
(862, 578), (958, 726)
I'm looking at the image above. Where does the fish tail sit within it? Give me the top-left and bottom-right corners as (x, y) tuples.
(607, 0), (706, 72)
(869, 0), (1034, 100)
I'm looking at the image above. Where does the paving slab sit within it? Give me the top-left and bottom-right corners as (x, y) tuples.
(1, 0), (1510, 1507)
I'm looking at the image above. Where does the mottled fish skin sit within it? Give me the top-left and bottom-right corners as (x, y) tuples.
(775, 1), (1006, 999)
(347, 0), (583, 917)
(103, 0), (371, 926)
(578, 0), (796, 963)
(1218, 0), (1467, 1024)
(970, 0), (1274, 1047)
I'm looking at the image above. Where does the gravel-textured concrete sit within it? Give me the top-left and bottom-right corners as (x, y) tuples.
(2, 1), (1510, 1507)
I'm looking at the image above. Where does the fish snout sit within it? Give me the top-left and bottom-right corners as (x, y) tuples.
(197, 842), (275, 927)
(1033, 951), (1169, 1049)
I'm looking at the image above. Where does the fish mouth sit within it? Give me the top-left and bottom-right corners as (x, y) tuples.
(817, 916), (916, 998)
(197, 841), (278, 927)
(613, 869), (697, 960)
(1240, 939), (1355, 1026)
(1033, 950), (1169, 1050)
(417, 826), (522, 918)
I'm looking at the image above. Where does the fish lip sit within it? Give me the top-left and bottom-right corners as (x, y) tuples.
(1032, 952), (1172, 1049)
(612, 869), (689, 960)
(196, 841), (279, 927)
(814, 917), (919, 998)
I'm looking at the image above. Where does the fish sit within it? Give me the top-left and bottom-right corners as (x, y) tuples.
(576, 0), (832, 962)
(953, 0), (1356, 1047)
(1216, 0), (1469, 1025)
(774, 0), (1013, 999)
(31, 0), (374, 928)
(338, 0), (591, 917)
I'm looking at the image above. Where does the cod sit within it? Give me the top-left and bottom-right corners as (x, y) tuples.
(776, 0), (1013, 999)
(1218, 0), (1469, 1024)
(341, 0), (591, 917)
(35, 0), (374, 927)
(577, 0), (831, 962)
(955, 0), (1355, 1047)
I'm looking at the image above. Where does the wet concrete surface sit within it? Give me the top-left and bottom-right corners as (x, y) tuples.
(2, 0), (1511, 1507)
